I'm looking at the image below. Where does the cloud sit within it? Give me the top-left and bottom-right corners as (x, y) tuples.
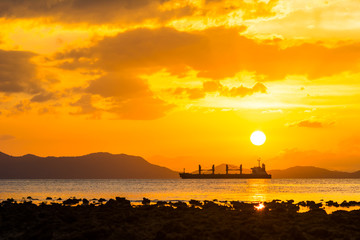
(203, 81), (222, 92)
(0, 135), (15, 141)
(247, 0), (360, 41)
(194, 27), (360, 80)
(70, 91), (173, 120)
(83, 72), (173, 119)
(57, 27), (209, 73)
(31, 92), (56, 102)
(14, 100), (32, 113)
(0, 0), (280, 26)
(70, 94), (100, 116)
(86, 73), (149, 99)
(169, 81), (267, 99)
(287, 119), (335, 128)
(53, 26), (360, 119)
(0, 50), (41, 94)
(57, 27), (360, 81)
(0, 0), (157, 22)
(0, 0), (198, 26)
(222, 82), (267, 97)
(108, 96), (173, 120)
(172, 87), (206, 99)
(55, 28), (208, 119)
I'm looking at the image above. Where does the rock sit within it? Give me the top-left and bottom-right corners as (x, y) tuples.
(142, 197), (151, 205)
(63, 198), (80, 205)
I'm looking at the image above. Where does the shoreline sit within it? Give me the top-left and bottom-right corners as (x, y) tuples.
(2, 197), (360, 213)
(1, 197), (360, 239)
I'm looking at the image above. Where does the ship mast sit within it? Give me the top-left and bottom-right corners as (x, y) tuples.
(257, 158), (261, 167)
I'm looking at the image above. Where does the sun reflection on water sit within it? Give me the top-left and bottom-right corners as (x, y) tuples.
(254, 203), (265, 210)
(245, 179), (270, 203)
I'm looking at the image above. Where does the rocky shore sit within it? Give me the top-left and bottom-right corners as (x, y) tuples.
(1, 198), (360, 240)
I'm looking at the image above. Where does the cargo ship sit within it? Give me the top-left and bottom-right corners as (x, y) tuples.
(179, 159), (271, 179)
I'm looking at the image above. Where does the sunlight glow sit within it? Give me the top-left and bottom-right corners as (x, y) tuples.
(250, 131), (266, 146)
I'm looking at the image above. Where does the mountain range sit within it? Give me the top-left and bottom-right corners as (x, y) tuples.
(0, 151), (359, 179)
(268, 166), (360, 178)
(0, 152), (178, 179)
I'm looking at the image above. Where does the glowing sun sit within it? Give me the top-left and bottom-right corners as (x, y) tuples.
(250, 131), (266, 146)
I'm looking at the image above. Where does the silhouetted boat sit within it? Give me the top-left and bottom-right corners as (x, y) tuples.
(179, 159), (271, 179)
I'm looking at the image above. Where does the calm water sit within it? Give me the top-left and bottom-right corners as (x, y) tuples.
(1, 179), (360, 203)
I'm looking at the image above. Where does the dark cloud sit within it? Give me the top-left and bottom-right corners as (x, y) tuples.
(0, 0), (192, 24)
(0, 0), (280, 25)
(31, 92), (55, 102)
(0, 50), (41, 94)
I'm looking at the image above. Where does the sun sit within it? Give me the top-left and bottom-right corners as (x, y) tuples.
(250, 131), (266, 146)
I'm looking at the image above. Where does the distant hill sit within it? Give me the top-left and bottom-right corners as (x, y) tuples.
(0, 152), (178, 179)
(269, 166), (360, 179)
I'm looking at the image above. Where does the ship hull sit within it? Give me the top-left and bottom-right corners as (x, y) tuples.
(179, 173), (271, 179)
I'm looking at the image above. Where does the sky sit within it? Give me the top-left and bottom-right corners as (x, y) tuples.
(0, 0), (360, 172)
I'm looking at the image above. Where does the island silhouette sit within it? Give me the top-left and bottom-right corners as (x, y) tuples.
(0, 152), (177, 179)
(0, 151), (359, 179)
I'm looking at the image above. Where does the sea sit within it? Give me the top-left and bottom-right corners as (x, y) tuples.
(1, 179), (359, 204)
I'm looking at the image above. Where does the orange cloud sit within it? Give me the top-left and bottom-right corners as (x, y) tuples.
(57, 27), (360, 81)
(172, 88), (206, 100)
(108, 96), (173, 120)
(0, 135), (15, 141)
(86, 73), (149, 99)
(169, 82), (267, 99)
(287, 119), (335, 128)
(222, 82), (267, 97)
(70, 94), (100, 116)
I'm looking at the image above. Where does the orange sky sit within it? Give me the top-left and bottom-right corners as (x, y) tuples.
(0, 0), (360, 172)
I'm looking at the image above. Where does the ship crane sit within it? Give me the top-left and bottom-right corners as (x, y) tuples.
(198, 164), (215, 174)
(226, 164), (243, 174)
(180, 160), (271, 179)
